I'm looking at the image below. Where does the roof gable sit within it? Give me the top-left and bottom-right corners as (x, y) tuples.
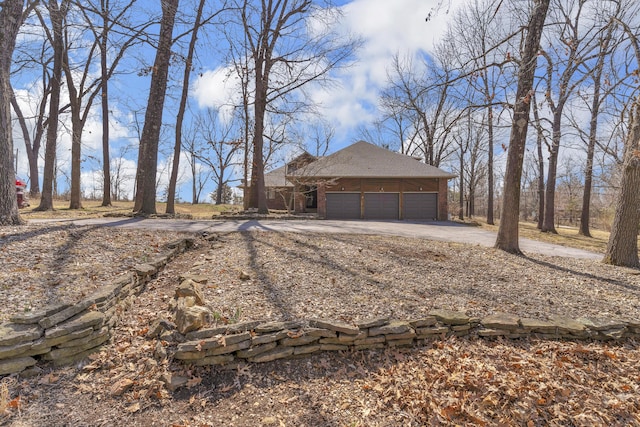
(290, 141), (456, 179)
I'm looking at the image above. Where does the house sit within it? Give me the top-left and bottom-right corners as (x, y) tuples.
(263, 141), (456, 220)
(263, 152), (316, 211)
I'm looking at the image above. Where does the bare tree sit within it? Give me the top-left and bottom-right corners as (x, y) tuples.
(603, 15), (640, 268)
(34, 0), (70, 212)
(228, 0), (358, 213)
(0, 0), (31, 225)
(133, 0), (179, 214)
(495, 0), (550, 254)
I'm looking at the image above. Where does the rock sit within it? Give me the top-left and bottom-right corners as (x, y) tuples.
(175, 279), (206, 306)
(133, 263), (157, 279)
(236, 342), (278, 359)
(279, 335), (319, 347)
(520, 318), (557, 333)
(10, 303), (71, 324)
(147, 319), (177, 339)
(37, 327), (94, 349)
(369, 320), (413, 336)
(185, 321), (261, 341)
(57, 327), (110, 349)
(239, 271), (251, 280)
(293, 344), (321, 355)
(161, 374), (189, 392)
(305, 328), (337, 338)
(39, 300), (97, 330)
(319, 344), (349, 352)
(43, 329), (110, 361)
(154, 341), (168, 360)
(0, 322), (43, 347)
(248, 346), (293, 363)
(0, 341), (33, 360)
(44, 311), (104, 339)
(309, 319), (359, 335)
(0, 356), (37, 375)
(549, 316), (587, 336)
(254, 320), (304, 333)
(429, 309), (470, 326)
(206, 340), (251, 356)
(383, 331), (417, 341)
(415, 326), (449, 338)
(577, 317), (626, 331)
(478, 328), (510, 337)
(408, 317), (438, 328)
(178, 332), (252, 353)
(178, 274), (209, 284)
(355, 317), (390, 329)
(193, 354), (235, 366)
(175, 304), (211, 335)
(252, 330), (290, 345)
(481, 313), (521, 331)
(354, 336), (386, 346)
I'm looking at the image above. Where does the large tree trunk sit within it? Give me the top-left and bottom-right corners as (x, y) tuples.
(603, 98), (640, 268)
(249, 59), (268, 214)
(36, 0), (67, 212)
(133, 0), (179, 214)
(166, 0), (205, 214)
(0, 0), (24, 225)
(541, 111), (563, 233)
(495, 0), (550, 254)
(486, 104), (494, 224)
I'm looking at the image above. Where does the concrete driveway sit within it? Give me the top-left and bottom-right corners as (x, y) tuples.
(29, 217), (602, 260)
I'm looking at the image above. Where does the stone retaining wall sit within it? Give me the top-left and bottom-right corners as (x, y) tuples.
(170, 309), (640, 367)
(0, 238), (195, 376)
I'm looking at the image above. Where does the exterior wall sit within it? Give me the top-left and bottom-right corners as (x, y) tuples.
(266, 187), (293, 211)
(313, 178), (449, 220)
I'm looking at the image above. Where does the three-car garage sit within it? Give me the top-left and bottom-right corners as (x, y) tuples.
(325, 192), (438, 220)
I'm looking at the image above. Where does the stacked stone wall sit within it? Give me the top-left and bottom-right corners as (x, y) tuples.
(0, 238), (194, 376)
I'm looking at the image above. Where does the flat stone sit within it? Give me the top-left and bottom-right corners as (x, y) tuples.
(354, 336), (386, 346)
(294, 344), (321, 355)
(178, 332), (252, 353)
(0, 356), (37, 375)
(236, 342), (278, 358)
(252, 330), (290, 345)
(305, 328), (337, 338)
(415, 326), (449, 337)
(520, 318), (557, 333)
(52, 346), (103, 367)
(10, 303), (71, 324)
(383, 331), (416, 341)
(319, 344), (349, 351)
(354, 343), (385, 351)
(184, 321), (261, 341)
(369, 321), (413, 336)
(161, 374), (189, 392)
(429, 309), (469, 326)
(451, 324), (471, 332)
(147, 319), (176, 339)
(193, 354), (235, 366)
(134, 263), (157, 278)
(309, 319), (359, 335)
(549, 316), (587, 335)
(338, 331), (367, 342)
(279, 335), (319, 347)
(248, 346), (294, 363)
(206, 340), (251, 356)
(44, 330), (110, 361)
(86, 284), (120, 307)
(57, 327), (110, 349)
(408, 317), (438, 328)
(481, 313), (521, 331)
(45, 311), (105, 339)
(577, 317), (626, 331)
(0, 323), (43, 347)
(39, 300), (97, 330)
(355, 317), (390, 329)
(37, 327), (93, 349)
(0, 341), (32, 359)
(254, 321), (304, 334)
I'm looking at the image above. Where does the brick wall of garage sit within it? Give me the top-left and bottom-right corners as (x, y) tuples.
(314, 178), (449, 220)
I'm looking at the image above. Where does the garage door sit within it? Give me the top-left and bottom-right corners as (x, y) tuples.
(326, 193), (361, 219)
(364, 193), (399, 220)
(403, 193), (438, 220)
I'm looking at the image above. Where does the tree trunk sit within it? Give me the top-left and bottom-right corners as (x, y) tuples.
(166, 0), (205, 214)
(0, 0), (24, 225)
(458, 154), (464, 220)
(603, 99), (640, 268)
(249, 60), (268, 214)
(486, 104), (494, 224)
(495, 0), (550, 254)
(100, 0), (111, 207)
(10, 89), (42, 196)
(36, 0), (67, 212)
(541, 111), (562, 233)
(133, 0), (179, 214)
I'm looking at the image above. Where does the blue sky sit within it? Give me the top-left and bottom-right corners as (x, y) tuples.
(11, 0), (464, 203)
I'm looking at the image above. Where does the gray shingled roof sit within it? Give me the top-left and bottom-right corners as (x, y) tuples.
(290, 141), (456, 179)
(264, 165), (292, 188)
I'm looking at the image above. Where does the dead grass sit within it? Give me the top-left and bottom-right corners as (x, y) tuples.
(18, 198), (241, 220)
(469, 218), (623, 254)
